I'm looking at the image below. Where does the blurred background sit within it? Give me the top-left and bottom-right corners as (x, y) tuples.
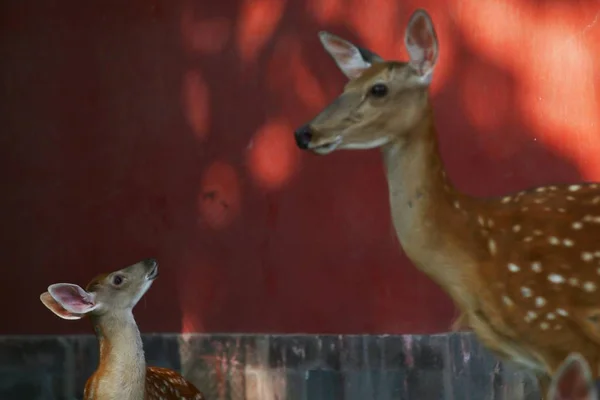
(1, 0), (599, 398)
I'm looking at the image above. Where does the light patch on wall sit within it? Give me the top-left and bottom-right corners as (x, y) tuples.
(518, 26), (597, 155)
(287, 40), (329, 111)
(236, 0), (286, 64)
(247, 119), (300, 190)
(199, 161), (241, 229)
(453, 0), (600, 177)
(183, 69), (210, 141)
(308, 0), (344, 24)
(180, 1), (231, 55)
(460, 61), (510, 131)
(181, 311), (204, 333)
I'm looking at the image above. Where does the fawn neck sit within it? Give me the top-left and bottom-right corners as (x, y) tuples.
(89, 311), (146, 400)
(381, 107), (481, 305)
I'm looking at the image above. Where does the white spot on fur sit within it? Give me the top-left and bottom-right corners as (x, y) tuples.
(569, 185), (581, 191)
(556, 308), (569, 316)
(531, 262), (542, 273)
(540, 322), (549, 330)
(535, 297), (546, 307)
(548, 273), (565, 284)
(568, 277), (579, 286)
(488, 239), (497, 255)
(520, 286), (532, 297)
(548, 236), (560, 245)
(502, 296), (514, 306)
(546, 312), (556, 320)
(572, 222), (583, 230)
(512, 225), (521, 232)
(583, 281), (597, 292)
(582, 252), (594, 262)
(563, 238), (574, 247)
(508, 263), (520, 272)
(501, 196), (511, 203)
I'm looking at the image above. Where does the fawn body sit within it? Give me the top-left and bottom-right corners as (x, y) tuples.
(294, 8), (600, 396)
(40, 258), (205, 400)
(548, 353), (598, 399)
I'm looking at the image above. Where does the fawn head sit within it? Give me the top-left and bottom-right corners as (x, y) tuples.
(294, 9), (439, 154)
(548, 353), (598, 399)
(40, 258), (159, 320)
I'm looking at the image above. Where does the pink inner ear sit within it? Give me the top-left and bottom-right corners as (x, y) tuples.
(555, 359), (591, 397)
(40, 292), (85, 320)
(327, 36), (352, 53)
(409, 17), (434, 49)
(323, 36), (356, 64)
(48, 283), (96, 314)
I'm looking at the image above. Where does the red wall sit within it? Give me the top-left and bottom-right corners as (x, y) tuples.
(2, 0), (600, 335)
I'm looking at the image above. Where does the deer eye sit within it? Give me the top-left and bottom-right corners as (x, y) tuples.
(112, 275), (124, 286)
(369, 83), (388, 98)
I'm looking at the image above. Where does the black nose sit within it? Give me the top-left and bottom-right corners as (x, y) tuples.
(294, 124), (313, 149)
(143, 258), (157, 267)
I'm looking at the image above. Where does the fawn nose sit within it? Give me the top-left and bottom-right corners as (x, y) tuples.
(294, 125), (313, 149)
(143, 258), (157, 267)
(144, 258), (159, 279)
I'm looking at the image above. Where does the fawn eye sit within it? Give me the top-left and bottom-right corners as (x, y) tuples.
(112, 275), (123, 286)
(369, 83), (388, 98)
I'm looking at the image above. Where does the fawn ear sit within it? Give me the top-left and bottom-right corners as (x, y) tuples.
(404, 9), (439, 84)
(46, 283), (99, 316)
(548, 353), (598, 399)
(318, 31), (375, 80)
(40, 291), (86, 320)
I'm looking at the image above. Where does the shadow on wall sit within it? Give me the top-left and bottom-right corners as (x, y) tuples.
(0, 0), (599, 336)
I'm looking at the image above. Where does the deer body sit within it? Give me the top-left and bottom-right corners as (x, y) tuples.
(294, 8), (600, 396)
(40, 259), (205, 400)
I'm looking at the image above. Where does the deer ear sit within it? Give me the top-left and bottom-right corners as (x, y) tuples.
(318, 31), (373, 80)
(47, 283), (99, 315)
(40, 291), (86, 320)
(404, 9), (439, 84)
(548, 353), (598, 399)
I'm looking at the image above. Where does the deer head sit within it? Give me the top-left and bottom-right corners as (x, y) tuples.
(40, 258), (159, 320)
(294, 9), (439, 154)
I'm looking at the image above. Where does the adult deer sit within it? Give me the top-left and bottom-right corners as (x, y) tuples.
(40, 258), (205, 400)
(294, 8), (600, 397)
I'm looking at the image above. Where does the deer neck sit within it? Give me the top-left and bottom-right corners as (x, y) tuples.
(381, 109), (479, 303)
(88, 311), (146, 400)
